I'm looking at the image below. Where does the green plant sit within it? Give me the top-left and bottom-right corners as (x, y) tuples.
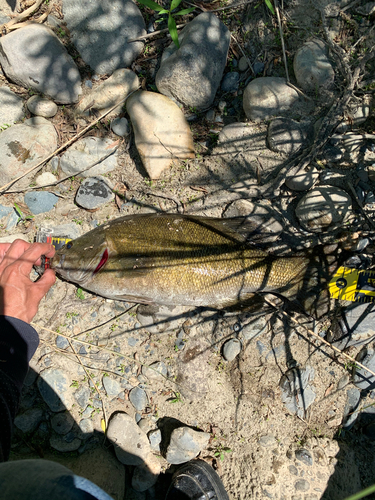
(76, 288), (85, 300)
(136, 0), (195, 48)
(73, 218), (83, 225)
(13, 203), (33, 225)
(213, 443), (232, 461)
(0, 123), (11, 131)
(66, 312), (79, 319)
(169, 391), (183, 403)
(70, 380), (79, 388)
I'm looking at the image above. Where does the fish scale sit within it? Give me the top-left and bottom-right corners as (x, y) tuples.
(51, 213), (314, 308)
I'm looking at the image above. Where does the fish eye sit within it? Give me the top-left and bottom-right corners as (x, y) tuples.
(66, 241), (73, 249)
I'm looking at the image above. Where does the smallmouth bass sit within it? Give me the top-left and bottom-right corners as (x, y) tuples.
(51, 213), (323, 309)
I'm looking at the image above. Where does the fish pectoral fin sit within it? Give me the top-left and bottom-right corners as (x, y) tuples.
(113, 293), (155, 305)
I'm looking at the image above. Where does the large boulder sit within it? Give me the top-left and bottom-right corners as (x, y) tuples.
(126, 91), (195, 179)
(0, 24), (81, 103)
(0, 117), (57, 189)
(155, 13), (230, 109)
(63, 0), (146, 75)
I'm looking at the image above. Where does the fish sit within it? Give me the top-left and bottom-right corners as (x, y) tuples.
(50, 213), (329, 309)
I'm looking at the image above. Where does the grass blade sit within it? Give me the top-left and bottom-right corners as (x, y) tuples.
(170, 0), (183, 11)
(168, 14), (180, 48)
(137, 0), (165, 12)
(174, 7), (196, 15)
(264, 0), (275, 14)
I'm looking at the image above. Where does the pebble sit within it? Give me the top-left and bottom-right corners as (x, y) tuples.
(103, 376), (122, 398)
(50, 434), (82, 452)
(293, 39), (334, 91)
(343, 387), (361, 429)
(56, 335), (69, 350)
(64, 0), (145, 75)
(75, 176), (114, 210)
(35, 172), (58, 187)
(138, 418), (155, 435)
(27, 95), (58, 118)
(126, 91), (195, 179)
(14, 408), (43, 433)
(142, 361), (167, 381)
(206, 109), (216, 122)
(81, 406), (94, 419)
(165, 426), (210, 464)
(238, 56), (248, 72)
(253, 61), (265, 75)
(156, 13), (230, 109)
(24, 191), (59, 215)
(129, 387), (148, 412)
(74, 386), (91, 409)
(37, 368), (73, 412)
(0, 24), (81, 103)
(60, 137), (119, 178)
(335, 304), (375, 349)
(148, 429), (162, 452)
(353, 345), (375, 390)
(0, 204), (12, 219)
(279, 366), (316, 418)
(79, 418), (94, 437)
(285, 166), (319, 192)
(0, 86), (24, 125)
(267, 117), (309, 155)
(106, 412), (154, 466)
(240, 316), (269, 341)
(243, 77), (299, 122)
(295, 187), (352, 232)
(294, 479), (310, 492)
(221, 72), (240, 93)
(295, 448), (313, 466)
(259, 435), (276, 448)
(111, 117), (130, 137)
(51, 412), (75, 435)
(222, 338), (241, 361)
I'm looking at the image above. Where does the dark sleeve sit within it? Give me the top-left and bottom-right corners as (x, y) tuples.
(0, 316), (39, 462)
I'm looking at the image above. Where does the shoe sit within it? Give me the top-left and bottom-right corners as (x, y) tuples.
(165, 459), (230, 500)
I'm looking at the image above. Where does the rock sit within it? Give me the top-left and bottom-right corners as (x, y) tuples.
(243, 77), (299, 122)
(0, 24), (81, 103)
(342, 387), (361, 429)
(50, 434), (82, 452)
(165, 426), (210, 464)
(240, 316), (269, 341)
(285, 166), (319, 191)
(142, 361), (167, 381)
(27, 95), (58, 118)
(5, 210), (18, 231)
(336, 97), (371, 132)
(155, 13), (230, 109)
(238, 56), (248, 72)
(126, 90), (195, 179)
(253, 61), (265, 75)
(35, 172), (58, 187)
(221, 72), (240, 93)
(14, 408), (43, 433)
(63, 0), (145, 75)
(111, 117), (130, 137)
(24, 191), (59, 215)
(0, 204), (12, 220)
(148, 429), (162, 452)
(46, 223), (82, 240)
(279, 366), (316, 418)
(51, 412), (75, 435)
(294, 39), (334, 91)
(75, 69), (139, 119)
(217, 122), (264, 154)
(353, 345), (375, 390)
(222, 338), (241, 361)
(103, 376), (122, 398)
(37, 368), (73, 412)
(137, 304), (191, 334)
(176, 337), (213, 401)
(78, 418), (94, 438)
(334, 304), (375, 349)
(132, 461), (160, 492)
(60, 137), (119, 178)
(295, 187), (352, 232)
(0, 233), (28, 244)
(0, 86), (24, 125)
(223, 200), (283, 243)
(138, 418), (156, 435)
(259, 435), (276, 448)
(0, 117), (57, 189)
(75, 176), (114, 210)
(129, 386), (148, 412)
(267, 118), (309, 155)
(74, 386), (90, 409)
(295, 448), (313, 466)
(294, 479), (310, 492)
(106, 412), (153, 466)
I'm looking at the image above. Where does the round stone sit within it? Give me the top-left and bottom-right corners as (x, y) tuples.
(221, 72), (239, 93)
(75, 176), (114, 210)
(129, 386), (148, 412)
(294, 479), (310, 492)
(27, 95), (58, 118)
(51, 412), (74, 435)
(111, 117), (130, 137)
(268, 117), (308, 156)
(24, 191), (59, 215)
(295, 187), (352, 232)
(222, 338), (242, 361)
(35, 172), (58, 187)
(238, 56), (248, 72)
(293, 39), (334, 91)
(285, 166), (319, 191)
(295, 448), (313, 466)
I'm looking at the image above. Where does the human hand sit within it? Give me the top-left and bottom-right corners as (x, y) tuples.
(0, 240), (56, 323)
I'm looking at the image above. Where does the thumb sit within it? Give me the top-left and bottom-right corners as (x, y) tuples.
(34, 269), (56, 299)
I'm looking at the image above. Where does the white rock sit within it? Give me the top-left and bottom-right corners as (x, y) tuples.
(35, 172), (58, 187)
(27, 95), (58, 118)
(293, 39), (334, 91)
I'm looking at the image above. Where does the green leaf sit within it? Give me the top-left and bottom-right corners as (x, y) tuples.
(174, 7), (195, 15)
(137, 0), (165, 11)
(168, 14), (180, 48)
(158, 8), (170, 14)
(264, 0), (275, 14)
(170, 0), (183, 11)
(13, 203), (23, 219)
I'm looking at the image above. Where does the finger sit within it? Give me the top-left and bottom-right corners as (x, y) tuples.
(33, 269), (56, 301)
(0, 243), (11, 263)
(0, 240), (31, 272)
(13, 243), (55, 276)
